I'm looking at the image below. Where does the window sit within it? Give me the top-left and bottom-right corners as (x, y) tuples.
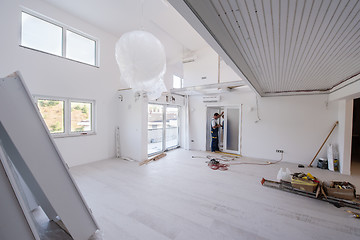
(37, 99), (65, 133)
(21, 10), (98, 66)
(66, 30), (96, 65)
(71, 102), (92, 132)
(21, 12), (63, 56)
(35, 96), (95, 137)
(173, 75), (183, 89)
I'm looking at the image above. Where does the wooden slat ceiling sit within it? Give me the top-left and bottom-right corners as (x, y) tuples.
(178, 0), (360, 96)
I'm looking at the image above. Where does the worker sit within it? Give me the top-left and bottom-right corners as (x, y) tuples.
(211, 111), (224, 152)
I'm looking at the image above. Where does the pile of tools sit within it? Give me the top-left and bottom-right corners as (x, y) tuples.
(261, 173), (360, 212)
(208, 158), (229, 171)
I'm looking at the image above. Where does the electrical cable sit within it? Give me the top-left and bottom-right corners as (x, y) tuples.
(227, 152), (283, 166)
(195, 152), (284, 166)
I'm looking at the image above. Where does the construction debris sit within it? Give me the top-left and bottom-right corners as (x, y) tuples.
(139, 152), (166, 166)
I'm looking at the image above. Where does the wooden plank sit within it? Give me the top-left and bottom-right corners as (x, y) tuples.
(139, 153), (167, 166)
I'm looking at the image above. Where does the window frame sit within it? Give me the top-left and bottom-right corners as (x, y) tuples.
(20, 8), (99, 67)
(34, 95), (96, 137)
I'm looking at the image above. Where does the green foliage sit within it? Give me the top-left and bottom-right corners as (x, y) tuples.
(73, 105), (81, 111)
(75, 126), (85, 132)
(81, 106), (88, 114)
(50, 121), (62, 133)
(39, 100), (60, 107)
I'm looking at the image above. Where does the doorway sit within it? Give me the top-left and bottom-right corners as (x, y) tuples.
(206, 107), (221, 152)
(206, 106), (241, 154)
(351, 98), (360, 174)
(148, 104), (180, 155)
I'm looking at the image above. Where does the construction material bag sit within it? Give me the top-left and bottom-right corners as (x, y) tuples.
(277, 168), (291, 182)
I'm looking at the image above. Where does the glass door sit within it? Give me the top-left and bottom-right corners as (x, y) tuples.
(148, 104), (164, 155)
(148, 104), (180, 155)
(166, 107), (179, 149)
(223, 107), (241, 154)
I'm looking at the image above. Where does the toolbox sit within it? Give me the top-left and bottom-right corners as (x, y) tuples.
(291, 173), (319, 193)
(323, 181), (356, 200)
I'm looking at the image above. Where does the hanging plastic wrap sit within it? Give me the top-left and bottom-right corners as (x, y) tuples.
(115, 30), (167, 100)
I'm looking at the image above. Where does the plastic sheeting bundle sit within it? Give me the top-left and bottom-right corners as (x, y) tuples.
(115, 30), (167, 100)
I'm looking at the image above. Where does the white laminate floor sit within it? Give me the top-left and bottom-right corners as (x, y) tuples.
(70, 149), (360, 240)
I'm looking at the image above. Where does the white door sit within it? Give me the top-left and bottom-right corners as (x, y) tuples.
(223, 107), (241, 154)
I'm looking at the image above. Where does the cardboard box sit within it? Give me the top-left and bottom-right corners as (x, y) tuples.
(323, 181), (356, 200)
(291, 177), (318, 193)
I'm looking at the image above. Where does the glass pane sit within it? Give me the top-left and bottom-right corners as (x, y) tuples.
(66, 30), (96, 65)
(71, 102), (92, 132)
(166, 107), (179, 149)
(226, 108), (239, 151)
(173, 75), (182, 88)
(37, 99), (64, 133)
(21, 12), (62, 56)
(148, 104), (163, 155)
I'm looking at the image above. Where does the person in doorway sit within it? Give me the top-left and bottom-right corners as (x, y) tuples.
(211, 112), (224, 152)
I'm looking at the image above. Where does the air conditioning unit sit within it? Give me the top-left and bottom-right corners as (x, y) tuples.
(202, 95), (220, 103)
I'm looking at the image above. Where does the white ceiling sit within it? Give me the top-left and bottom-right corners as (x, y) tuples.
(170, 0), (360, 96)
(43, 0), (208, 64)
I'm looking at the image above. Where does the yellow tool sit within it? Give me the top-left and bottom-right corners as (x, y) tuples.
(346, 210), (360, 218)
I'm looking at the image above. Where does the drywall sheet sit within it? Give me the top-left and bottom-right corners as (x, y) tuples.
(0, 145), (37, 240)
(0, 72), (99, 240)
(0, 121), (58, 221)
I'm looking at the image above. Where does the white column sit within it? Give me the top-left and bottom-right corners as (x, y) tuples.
(337, 99), (353, 175)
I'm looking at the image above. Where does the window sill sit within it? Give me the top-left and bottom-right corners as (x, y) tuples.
(52, 132), (96, 138)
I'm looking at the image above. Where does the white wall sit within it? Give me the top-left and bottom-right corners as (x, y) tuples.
(163, 61), (183, 90)
(189, 89), (340, 166)
(117, 90), (148, 162)
(183, 46), (241, 87)
(337, 99), (354, 175)
(0, 0), (124, 166)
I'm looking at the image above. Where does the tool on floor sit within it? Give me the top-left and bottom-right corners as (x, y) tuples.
(346, 210), (360, 218)
(207, 159), (229, 171)
(308, 121), (338, 167)
(261, 178), (360, 210)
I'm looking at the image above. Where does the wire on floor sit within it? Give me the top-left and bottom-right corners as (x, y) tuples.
(193, 152), (284, 166)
